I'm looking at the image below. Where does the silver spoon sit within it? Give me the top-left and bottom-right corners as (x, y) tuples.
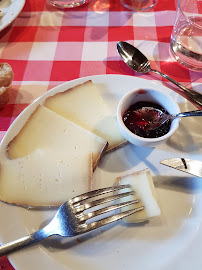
(117, 41), (202, 108)
(134, 107), (202, 130)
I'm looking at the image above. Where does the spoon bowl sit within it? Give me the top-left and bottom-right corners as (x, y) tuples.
(133, 107), (202, 131)
(117, 41), (150, 73)
(117, 41), (202, 108)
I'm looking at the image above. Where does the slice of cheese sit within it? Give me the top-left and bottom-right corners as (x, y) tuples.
(117, 169), (161, 223)
(1, 105), (108, 207)
(7, 105), (107, 169)
(44, 80), (127, 151)
(0, 150), (92, 207)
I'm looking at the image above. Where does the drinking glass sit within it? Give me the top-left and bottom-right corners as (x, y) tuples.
(120, 0), (158, 11)
(170, 0), (202, 71)
(47, 0), (88, 8)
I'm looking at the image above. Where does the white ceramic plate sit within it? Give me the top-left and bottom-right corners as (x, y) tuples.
(0, 0), (25, 32)
(0, 75), (202, 270)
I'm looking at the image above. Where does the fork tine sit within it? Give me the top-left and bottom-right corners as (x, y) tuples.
(74, 190), (135, 213)
(78, 199), (139, 222)
(83, 206), (144, 232)
(71, 185), (131, 205)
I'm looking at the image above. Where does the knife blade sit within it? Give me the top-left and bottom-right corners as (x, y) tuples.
(160, 158), (202, 178)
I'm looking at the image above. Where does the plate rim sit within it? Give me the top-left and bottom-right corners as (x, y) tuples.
(0, 0), (26, 32)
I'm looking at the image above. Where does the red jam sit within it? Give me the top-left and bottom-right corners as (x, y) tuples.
(123, 101), (171, 138)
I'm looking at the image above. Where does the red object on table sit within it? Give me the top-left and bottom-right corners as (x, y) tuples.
(0, 0), (201, 269)
(0, 256), (14, 270)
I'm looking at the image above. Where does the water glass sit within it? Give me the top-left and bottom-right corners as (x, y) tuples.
(170, 0), (202, 71)
(47, 0), (87, 8)
(120, 0), (158, 11)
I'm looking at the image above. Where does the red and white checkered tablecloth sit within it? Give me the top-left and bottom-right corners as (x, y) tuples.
(0, 0), (202, 268)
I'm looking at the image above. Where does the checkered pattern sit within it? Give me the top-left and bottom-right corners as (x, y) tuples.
(0, 0), (202, 268)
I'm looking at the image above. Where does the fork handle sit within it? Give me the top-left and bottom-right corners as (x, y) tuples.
(0, 228), (51, 257)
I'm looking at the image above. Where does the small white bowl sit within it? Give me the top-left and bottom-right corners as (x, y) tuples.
(117, 88), (180, 147)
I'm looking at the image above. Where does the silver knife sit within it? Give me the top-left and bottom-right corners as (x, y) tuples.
(160, 158), (202, 178)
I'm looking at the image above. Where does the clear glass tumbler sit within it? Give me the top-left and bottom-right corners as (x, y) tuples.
(47, 0), (88, 8)
(120, 0), (158, 11)
(170, 0), (202, 71)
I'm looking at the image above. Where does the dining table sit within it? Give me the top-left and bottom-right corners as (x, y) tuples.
(0, 0), (202, 269)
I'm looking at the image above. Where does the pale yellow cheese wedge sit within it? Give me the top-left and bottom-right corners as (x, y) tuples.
(117, 169), (161, 223)
(1, 105), (108, 207)
(45, 80), (127, 151)
(0, 150), (92, 207)
(8, 105), (107, 169)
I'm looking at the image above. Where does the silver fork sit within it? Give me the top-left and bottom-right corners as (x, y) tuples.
(0, 185), (143, 257)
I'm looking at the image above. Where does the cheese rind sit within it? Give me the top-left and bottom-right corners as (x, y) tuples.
(118, 169), (161, 223)
(45, 80), (126, 151)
